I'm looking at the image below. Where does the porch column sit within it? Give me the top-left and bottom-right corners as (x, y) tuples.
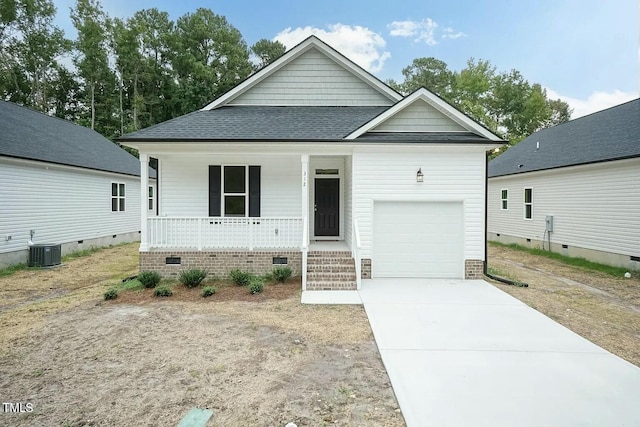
(140, 153), (149, 252)
(301, 154), (309, 291)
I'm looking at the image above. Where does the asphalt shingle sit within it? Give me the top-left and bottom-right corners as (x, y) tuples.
(0, 100), (146, 177)
(489, 98), (640, 177)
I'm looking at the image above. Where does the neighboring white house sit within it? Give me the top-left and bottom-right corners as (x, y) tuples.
(0, 100), (156, 268)
(120, 36), (504, 291)
(488, 98), (640, 270)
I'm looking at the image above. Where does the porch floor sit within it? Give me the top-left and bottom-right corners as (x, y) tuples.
(309, 240), (349, 251)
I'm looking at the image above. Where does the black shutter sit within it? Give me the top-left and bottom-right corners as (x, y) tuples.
(248, 166), (261, 217)
(209, 165), (221, 216)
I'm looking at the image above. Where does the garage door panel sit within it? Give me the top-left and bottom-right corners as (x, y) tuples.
(373, 201), (463, 278)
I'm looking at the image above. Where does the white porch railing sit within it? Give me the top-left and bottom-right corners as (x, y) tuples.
(147, 217), (303, 250)
(352, 218), (362, 289)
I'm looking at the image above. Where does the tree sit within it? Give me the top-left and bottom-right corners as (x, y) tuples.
(395, 57), (455, 98)
(71, 0), (116, 133)
(0, 0), (71, 112)
(169, 8), (252, 113)
(250, 38), (286, 69)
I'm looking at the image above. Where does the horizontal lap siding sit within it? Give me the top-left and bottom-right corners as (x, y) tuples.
(159, 155), (301, 217)
(372, 101), (467, 132)
(344, 156), (353, 250)
(230, 49), (392, 106)
(0, 159), (141, 254)
(488, 158), (640, 256)
(353, 148), (486, 260)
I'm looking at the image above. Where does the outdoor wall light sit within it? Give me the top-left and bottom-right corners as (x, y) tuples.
(416, 168), (424, 182)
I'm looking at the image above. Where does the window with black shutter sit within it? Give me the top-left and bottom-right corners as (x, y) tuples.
(209, 165), (260, 217)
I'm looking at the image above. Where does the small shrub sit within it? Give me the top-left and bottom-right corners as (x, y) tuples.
(179, 269), (208, 288)
(154, 285), (173, 297)
(201, 286), (217, 298)
(229, 269), (252, 286)
(272, 266), (292, 283)
(138, 271), (161, 288)
(103, 288), (118, 300)
(248, 277), (264, 294)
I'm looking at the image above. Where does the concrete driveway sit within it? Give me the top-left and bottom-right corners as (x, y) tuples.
(359, 278), (640, 427)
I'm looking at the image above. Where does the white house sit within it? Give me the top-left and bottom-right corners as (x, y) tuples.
(488, 98), (640, 269)
(120, 36), (504, 290)
(0, 100), (156, 268)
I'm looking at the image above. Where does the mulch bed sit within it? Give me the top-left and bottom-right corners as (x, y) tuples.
(112, 279), (301, 304)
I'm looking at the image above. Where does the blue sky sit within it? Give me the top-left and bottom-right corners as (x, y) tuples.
(52, 0), (639, 118)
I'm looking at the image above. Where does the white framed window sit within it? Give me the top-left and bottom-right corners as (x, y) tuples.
(501, 189), (508, 210)
(223, 165), (247, 217)
(111, 182), (125, 212)
(148, 186), (154, 211)
(524, 188), (532, 219)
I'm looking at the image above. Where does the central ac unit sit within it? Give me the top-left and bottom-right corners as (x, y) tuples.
(29, 244), (62, 267)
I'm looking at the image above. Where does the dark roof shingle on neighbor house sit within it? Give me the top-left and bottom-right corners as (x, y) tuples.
(119, 106), (388, 141)
(0, 100), (148, 177)
(489, 98), (640, 177)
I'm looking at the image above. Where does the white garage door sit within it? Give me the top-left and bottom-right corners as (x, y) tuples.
(373, 201), (464, 278)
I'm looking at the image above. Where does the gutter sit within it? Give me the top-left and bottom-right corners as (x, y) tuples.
(484, 150), (528, 288)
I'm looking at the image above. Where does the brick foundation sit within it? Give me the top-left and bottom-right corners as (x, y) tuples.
(140, 250), (302, 278)
(465, 259), (484, 279)
(361, 258), (372, 279)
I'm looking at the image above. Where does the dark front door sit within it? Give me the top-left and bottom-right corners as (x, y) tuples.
(314, 178), (339, 237)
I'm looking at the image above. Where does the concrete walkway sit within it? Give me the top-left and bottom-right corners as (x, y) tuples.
(359, 278), (640, 427)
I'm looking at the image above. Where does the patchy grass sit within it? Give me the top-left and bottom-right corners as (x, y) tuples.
(0, 263), (28, 278)
(489, 241), (635, 277)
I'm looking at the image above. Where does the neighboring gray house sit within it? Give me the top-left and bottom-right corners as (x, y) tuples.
(120, 36), (504, 291)
(488, 98), (640, 269)
(0, 100), (156, 267)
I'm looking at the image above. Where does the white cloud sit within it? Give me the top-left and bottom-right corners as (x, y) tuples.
(388, 19), (464, 46)
(546, 88), (638, 119)
(274, 24), (391, 73)
(442, 27), (467, 40)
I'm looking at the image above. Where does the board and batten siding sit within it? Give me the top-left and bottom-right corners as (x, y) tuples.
(352, 147), (487, 260)
(230, 49), (393, 106)
(158, 154), (301, 217)
(0, 157), (142, 256)
(372, 101), (467, 133)
(488, 158), (640, 257)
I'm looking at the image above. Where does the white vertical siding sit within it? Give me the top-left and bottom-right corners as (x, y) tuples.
(488, 158), (640, 256)
(353, 148), (487, 260)
(230, 49), (393, 106)
(0, 158), (142, 254)
(372, 101), (467, 132)
(158, 154), (301, 217)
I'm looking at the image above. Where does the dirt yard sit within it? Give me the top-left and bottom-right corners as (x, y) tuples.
(488, 243), (640, 367)
(0, 244), (404, 427)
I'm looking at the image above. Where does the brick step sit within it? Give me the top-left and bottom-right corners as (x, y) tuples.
(306, 281), (357, 291)
(307, 272), (357, 281)
(307, 251), (353, 258)
(306, 258), (355, 266)
(306, 264), (355, 272)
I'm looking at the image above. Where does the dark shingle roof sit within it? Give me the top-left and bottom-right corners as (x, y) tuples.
(356, 132), (492, 143)
(0, 100), (147, 177)
(489, 98), (640, 177)
(120, 106), (388, 141)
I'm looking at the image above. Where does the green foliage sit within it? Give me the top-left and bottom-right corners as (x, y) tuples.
(138, 270), (161, 288)
(153, 285), (173, 297)
(250, 38), (286, 69)
(0, 263), (27, 278)
(271, 266), (292, 283)
(229, 269), (252, 286)
(201, 286), (216, 297)
(103, 288), (118, 300)
(489, 242), (635, 277)
(248, 277), (264, 294)
(179, 268), (208, 287)
(118, 278), (143, 291)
